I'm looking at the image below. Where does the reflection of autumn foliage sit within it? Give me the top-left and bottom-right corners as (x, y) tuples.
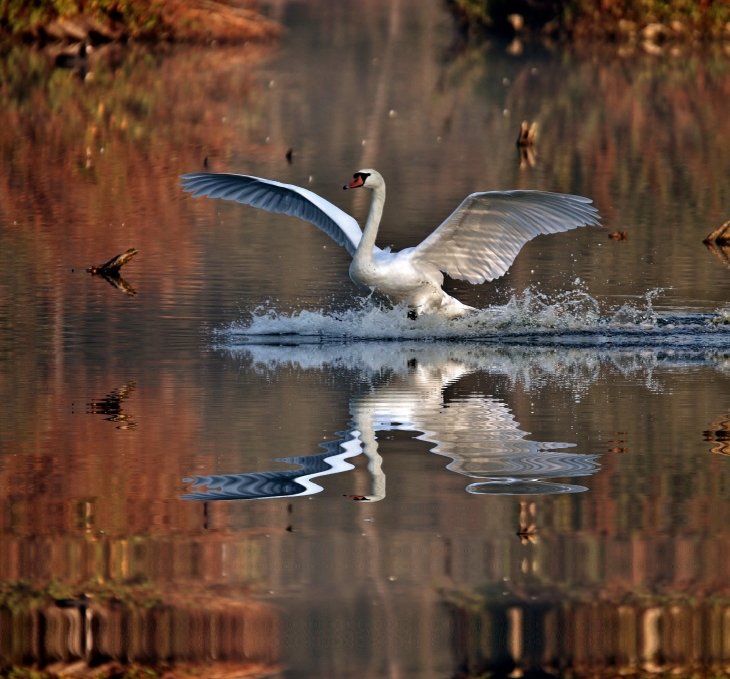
(0, 580), (278, 671)
(0, 46), (270, 333)
(448, 591), (730, 676)
(0, 43), (270, 274)
(0, 44), (275, 466)
(508, 51), (730, 234)
(440, 46), (730, 268)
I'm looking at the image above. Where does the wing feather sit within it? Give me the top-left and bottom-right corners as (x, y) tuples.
(412, 190), (600, 284)
(180, 173), (363, 256)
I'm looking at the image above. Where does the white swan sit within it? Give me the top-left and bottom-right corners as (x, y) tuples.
(180, 169), (600, 318)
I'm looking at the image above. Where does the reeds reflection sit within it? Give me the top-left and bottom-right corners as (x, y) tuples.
(184, 343), (600, 500)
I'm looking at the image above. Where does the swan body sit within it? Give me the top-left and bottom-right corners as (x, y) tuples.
(180, 168), (600, 318)
(351, 248), (470, 318)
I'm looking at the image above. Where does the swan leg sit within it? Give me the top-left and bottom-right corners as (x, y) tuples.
(408, 287), (477, 319)
(438, 297), (478, 319)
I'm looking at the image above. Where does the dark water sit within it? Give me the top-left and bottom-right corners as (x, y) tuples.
(2, 0), (730, 677)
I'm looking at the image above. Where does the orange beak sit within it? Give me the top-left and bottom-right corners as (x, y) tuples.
(343, 175), (365, 190)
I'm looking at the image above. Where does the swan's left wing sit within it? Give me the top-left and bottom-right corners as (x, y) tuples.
(411, 191), (600, 284)
(180, 173), (363, 256)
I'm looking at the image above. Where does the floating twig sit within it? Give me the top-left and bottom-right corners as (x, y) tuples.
(87, 248), (138, 296)
(87, 247), (138, 274)
(516, 121), (537, 147)
(705, 409), (730, 456)
(87, 381), (137, 429)
(703, 220), (730, 269)
(703, 219), (730, 245)
(517, 122), (537, 170)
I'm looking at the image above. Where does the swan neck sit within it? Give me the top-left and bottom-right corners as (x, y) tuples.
(351, 406), (386, 501)
(360, 421), (386, 501)
(357, 185), (385, 258)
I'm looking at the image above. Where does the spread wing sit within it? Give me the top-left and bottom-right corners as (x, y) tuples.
(412, 191), (601, 284)
(180, 173), (363, 256)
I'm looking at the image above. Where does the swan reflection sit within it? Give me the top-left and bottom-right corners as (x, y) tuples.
(183, 344), (600, 500)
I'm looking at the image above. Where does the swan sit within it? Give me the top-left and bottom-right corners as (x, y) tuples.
(180, 169), (601, 318)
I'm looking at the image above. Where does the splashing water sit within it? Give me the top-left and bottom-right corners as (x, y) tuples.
(218, 287), (730, 348)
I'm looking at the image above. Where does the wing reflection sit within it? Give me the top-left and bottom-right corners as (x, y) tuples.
(183, 436), (363, 500)
(184, 344), (600, 500)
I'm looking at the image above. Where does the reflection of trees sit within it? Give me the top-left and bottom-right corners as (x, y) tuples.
(0, 42), (271, 450)
(443, 44), (730, 251)
(447, 590), (730, 677)
(0, 43), (270, 238)
(0, 580), (278, 671)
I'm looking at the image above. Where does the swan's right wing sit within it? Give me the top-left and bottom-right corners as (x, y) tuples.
(180, 173), (363, 256)
(412, 190), (600, 284)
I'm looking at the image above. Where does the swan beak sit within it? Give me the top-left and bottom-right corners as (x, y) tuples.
(343, 175), (365, 190)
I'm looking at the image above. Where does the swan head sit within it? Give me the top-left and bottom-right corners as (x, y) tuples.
(343, 169), (384, 190)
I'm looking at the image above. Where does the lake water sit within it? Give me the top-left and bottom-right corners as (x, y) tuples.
(2, 0), (730, 677)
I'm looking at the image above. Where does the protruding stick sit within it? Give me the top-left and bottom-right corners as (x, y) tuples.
(516, 121), (538, 147)
(703, 220), (730, 245)
(87, 247), (138, 274)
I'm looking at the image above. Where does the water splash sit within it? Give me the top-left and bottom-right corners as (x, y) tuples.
(218, 287), (729, 346)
